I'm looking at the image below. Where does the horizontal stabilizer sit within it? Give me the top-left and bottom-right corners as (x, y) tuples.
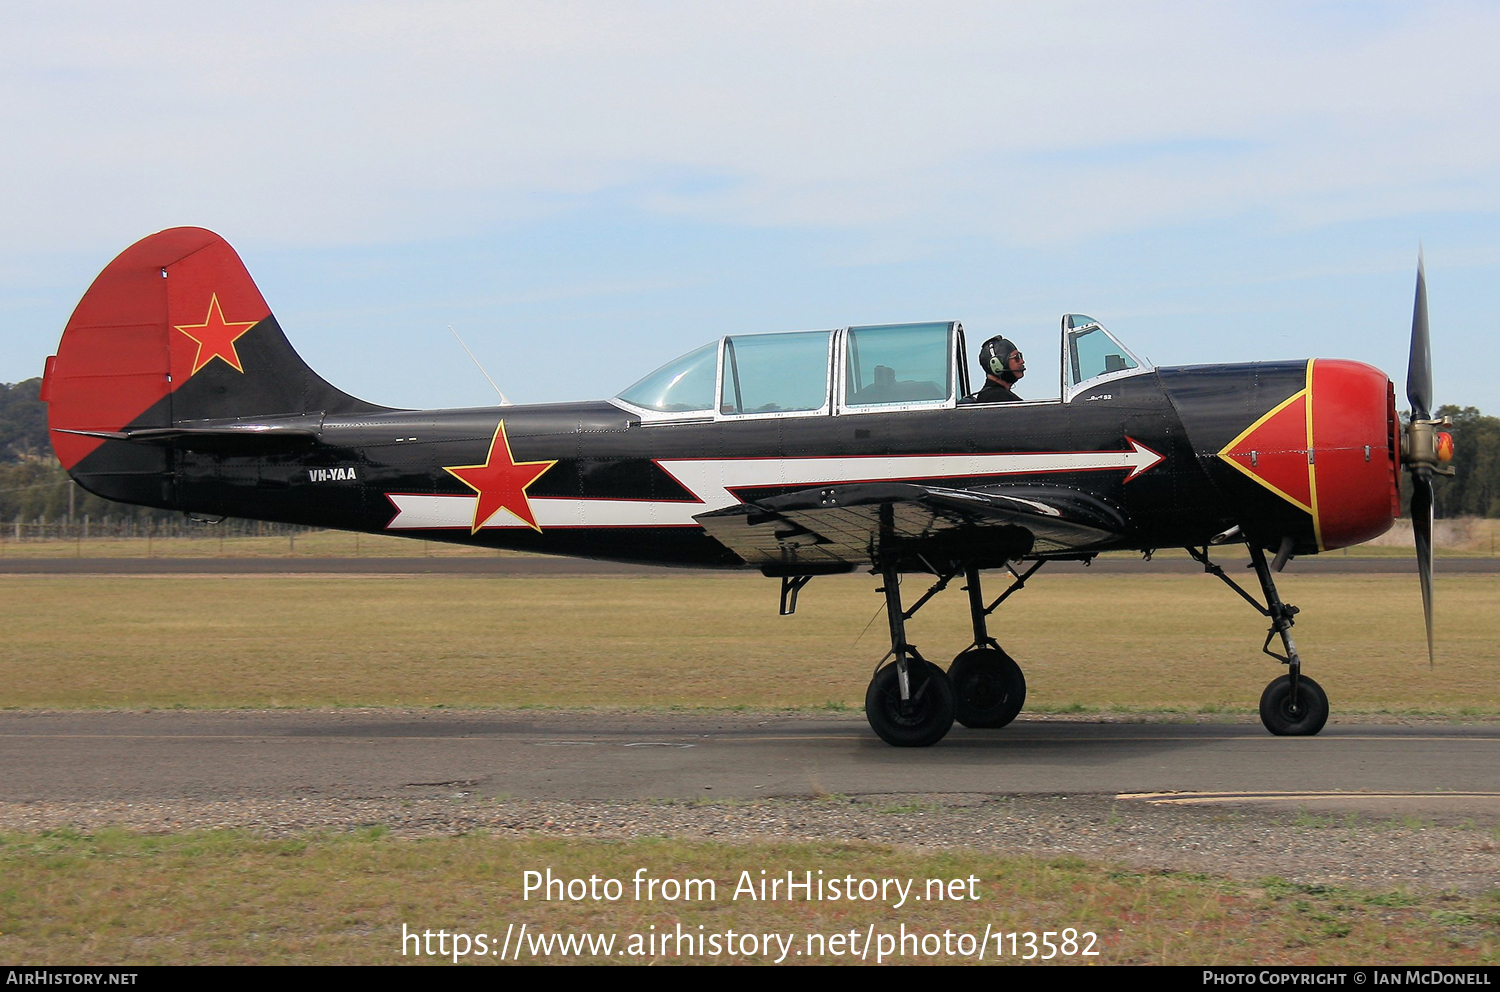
(53, 419), (320, 454)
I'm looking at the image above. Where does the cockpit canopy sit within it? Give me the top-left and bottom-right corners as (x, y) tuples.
(1061, 314), (1148, 402)
(614, 316), (1150, 421)
(617, 322), (959, 421)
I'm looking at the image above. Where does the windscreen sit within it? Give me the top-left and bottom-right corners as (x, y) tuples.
(1065, 317), (1140, 388)
(617, 341), (718, 413)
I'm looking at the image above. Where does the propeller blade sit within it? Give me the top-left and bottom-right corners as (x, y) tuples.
(1411, 471), (1435, 667)
(1407, 253), (1432, 422)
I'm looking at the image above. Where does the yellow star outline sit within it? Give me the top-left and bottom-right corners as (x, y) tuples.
(174, 293), (259, 375)
(443, 421), (557, 533)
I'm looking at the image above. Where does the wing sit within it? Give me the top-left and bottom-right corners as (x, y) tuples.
(695, 482), (1128, 574)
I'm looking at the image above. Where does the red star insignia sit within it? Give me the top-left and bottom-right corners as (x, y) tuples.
(174, 293), (258, 375)
(444, 421), (557, 533)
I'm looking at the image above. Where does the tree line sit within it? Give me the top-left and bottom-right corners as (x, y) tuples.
(3, 378), (1498, 523)
(1427, 406), (1500, 518)
(2, 377), (195, 526)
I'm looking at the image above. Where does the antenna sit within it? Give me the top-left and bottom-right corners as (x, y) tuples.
(448, 325), (511, 406)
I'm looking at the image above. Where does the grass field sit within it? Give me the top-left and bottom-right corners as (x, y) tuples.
(2, 551), (1497, 967)
(0, 829), (1495, 965)
(0, 528), (506, 559)
(0, 571), (1495, 712)
(2, 518), (1499, 558)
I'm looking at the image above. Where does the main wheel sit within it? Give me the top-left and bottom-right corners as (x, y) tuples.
(864, 658), (955, 747)
(1258, 674), (1329, 736)
(948, 646), (1027, 729)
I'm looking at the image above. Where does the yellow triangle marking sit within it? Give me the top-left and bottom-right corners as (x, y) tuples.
(1216, 382), (1313, 515)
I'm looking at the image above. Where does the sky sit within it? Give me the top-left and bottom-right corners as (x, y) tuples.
(2, 1), (1497, 411)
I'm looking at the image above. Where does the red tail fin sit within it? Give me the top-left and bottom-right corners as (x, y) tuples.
(45, 228), (378, 475)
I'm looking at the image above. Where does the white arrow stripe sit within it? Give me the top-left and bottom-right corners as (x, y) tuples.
(385, 441), (1162, 530)
(386, 493), (705, 529)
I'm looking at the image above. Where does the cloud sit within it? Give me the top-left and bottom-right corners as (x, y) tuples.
(2, 1), (1497, 257)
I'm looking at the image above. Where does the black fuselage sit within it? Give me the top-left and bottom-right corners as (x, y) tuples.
(64, 361), (1333, 568)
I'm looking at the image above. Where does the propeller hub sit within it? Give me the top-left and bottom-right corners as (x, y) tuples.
(1402, 416), (1455, 477)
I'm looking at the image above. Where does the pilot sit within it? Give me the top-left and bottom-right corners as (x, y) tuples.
(966, 336), (1025, 403)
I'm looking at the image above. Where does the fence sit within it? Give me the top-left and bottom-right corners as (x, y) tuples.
(2, 515), (320, 543)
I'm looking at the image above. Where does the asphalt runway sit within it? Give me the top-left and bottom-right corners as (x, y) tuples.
(4, 710), (1498, 817)
(0, 555), (1495, 574)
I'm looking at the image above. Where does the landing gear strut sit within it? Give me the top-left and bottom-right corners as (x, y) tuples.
(863, 560), (955, 747)
(1188, 542), (1330, 736)
(862, 560), (1037, 745)
(947, 564), (1032, 729)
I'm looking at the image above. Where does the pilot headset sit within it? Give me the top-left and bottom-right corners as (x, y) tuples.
(980, 336), (1021, 382)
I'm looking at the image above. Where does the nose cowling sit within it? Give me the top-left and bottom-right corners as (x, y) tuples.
(1310, 359), (1401, 550)
(1215, 359), (1398, 552)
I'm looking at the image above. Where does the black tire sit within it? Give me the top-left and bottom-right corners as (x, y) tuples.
(864, 658), (956, 747)
(1259, 674), (1330, 736)
(948, 646), (1027, 729)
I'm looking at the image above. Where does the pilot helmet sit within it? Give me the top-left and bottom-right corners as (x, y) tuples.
(979, 336), (1020, 378)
